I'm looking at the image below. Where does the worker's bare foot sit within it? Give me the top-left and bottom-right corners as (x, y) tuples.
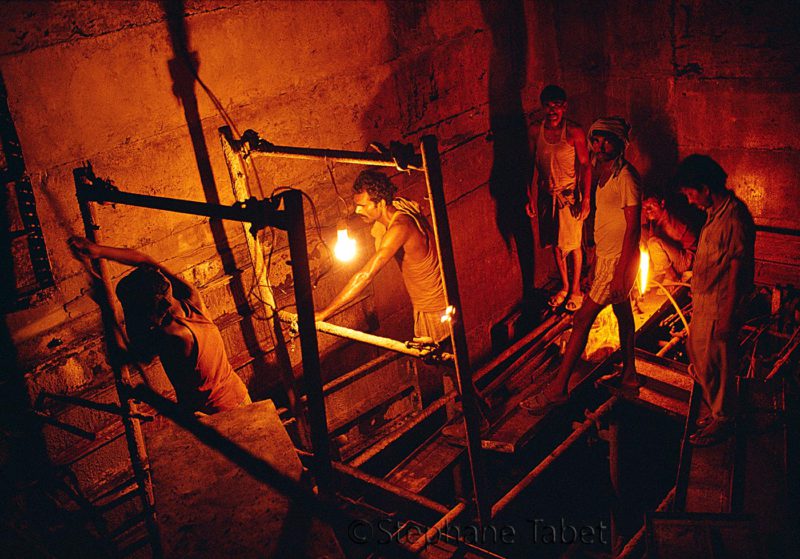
(520, 387), (568, 415)
(620, 371), (644, 388)
(619, 370), (644, 396)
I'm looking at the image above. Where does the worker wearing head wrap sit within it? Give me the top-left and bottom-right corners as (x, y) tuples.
(522, 116), (642, 414)
(315, 170), (448, 344)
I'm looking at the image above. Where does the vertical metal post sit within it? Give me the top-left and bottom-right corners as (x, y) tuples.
(218, 127), (310, 448)
(420, 135), (489, 525)
(74, 175), (162, 557)
(607, 420), (622, 555)
(282, 189), (332, 491)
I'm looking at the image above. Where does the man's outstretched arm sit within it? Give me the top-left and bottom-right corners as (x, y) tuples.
(315, 222), (408, 322)
(69, 237), (202, 306)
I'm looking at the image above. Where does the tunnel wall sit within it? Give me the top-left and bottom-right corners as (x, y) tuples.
(1, 0), (799, 513)
(0, 0), (550, 495)
(549, 0), (800, 285)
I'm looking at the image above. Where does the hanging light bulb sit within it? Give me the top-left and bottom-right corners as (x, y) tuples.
(638, 245), (650, 295)
(334, 222), (356, 262)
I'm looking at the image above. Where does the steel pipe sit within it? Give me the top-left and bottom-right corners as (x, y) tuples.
(473, 314), (560, 386)
(765, 325), (800, 380)
(615, 486), (675, 558)
(491, 397), (618, 518)
(74, 187), (162, 557)
(480, 317), (570, 397)
(248, 142), (423, 171)
(332, 460), (449, 516)
(323, 352), (402, 395)
(655, 330), (685, 357)
(283, 190), (332, 491)
(349, 390), (457, 468)
(408, 502), (467, 554)
(422, 135), (490, 526)
(278, 310), (453, 361)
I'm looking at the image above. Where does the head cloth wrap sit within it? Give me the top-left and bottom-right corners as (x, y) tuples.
(588, 116), (631, 175)
(587, 116), (631, 147)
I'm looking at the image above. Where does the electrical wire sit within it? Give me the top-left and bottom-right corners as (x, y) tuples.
(325, 159), (349, 217)
(650, 279), (691, 334)
(245, 187), (334, 316)
(172, 53), (345, 325)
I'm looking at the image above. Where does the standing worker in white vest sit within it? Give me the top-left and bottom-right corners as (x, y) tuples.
(527, 85), (592, 312)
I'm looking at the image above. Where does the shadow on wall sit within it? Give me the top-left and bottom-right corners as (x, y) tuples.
(631, 104), (679, 197)
(630, 104), (704, 229)
(352, 0), (436, 347)
(357, 0), (535, 312)
(160, 1), (286, 398)
(480, 0), (536, 303)
(361, 0), (437, 142)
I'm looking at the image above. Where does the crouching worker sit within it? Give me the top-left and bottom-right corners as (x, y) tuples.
(70, 237), (251, 415)
(641, 191), (698, 285)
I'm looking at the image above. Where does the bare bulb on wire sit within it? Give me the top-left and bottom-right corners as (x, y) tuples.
(334, 227), (356, 262)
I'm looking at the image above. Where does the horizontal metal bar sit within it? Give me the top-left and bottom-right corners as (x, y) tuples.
(349, 390), (457, 468)
(479, 317), (570, 398)
(332, 460), (449, 516)
(323, 352), (402, 394)
(250, 143), (423, 171)
(78, 186), (252, 221)
(473, 314), (560, 385)
(278, 311), (452, 361)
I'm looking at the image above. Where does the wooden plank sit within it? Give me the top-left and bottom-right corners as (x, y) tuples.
(481, 406), (550, 453)
(384, 436), (464, 495)
(635, 358), (693, 392)
(755, 230), (800, 267)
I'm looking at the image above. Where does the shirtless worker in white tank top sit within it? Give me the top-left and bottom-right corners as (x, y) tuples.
(526, 85), (592, 312)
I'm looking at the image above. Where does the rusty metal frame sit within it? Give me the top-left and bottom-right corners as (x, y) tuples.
(491, 396), (618, 518)
(74, 168), (163, 558)
(75, 169), (333, 493)
(73, 131), (490, 532)
(235, 131), (491, 525)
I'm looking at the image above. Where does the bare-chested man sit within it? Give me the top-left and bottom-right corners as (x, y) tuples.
(641, 192), (698, 284)
(527, 85), (592, 312)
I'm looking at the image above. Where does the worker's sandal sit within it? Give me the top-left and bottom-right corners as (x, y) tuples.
(565, 292), (584, 312)
(520, 391), (568, 415)
(548, 289), (569, 308)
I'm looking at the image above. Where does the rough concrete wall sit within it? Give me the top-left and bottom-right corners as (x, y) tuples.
(1, 0), (551, 501)
(550, 0), (800, 284)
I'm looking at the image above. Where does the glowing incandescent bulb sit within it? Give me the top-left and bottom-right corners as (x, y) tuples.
(638, 245), (650, 295)
(334, 226), (356, 262)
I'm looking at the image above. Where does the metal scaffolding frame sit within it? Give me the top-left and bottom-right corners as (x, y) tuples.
(72, 131), (490, 534)
(223, 129), (490, 525)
